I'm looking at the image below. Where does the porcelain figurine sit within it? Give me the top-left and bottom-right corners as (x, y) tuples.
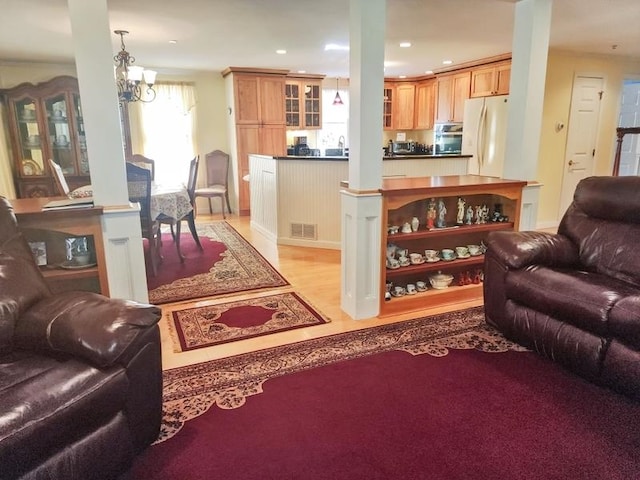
(426, 198), (436, 229)
(456, 197), (465, 224)
(465, 206), (474, 225)
(436, 199), (447, 228)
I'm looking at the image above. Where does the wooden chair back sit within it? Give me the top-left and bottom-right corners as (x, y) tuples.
(204, 150), (229, 188)
(129, 154), (156, 181)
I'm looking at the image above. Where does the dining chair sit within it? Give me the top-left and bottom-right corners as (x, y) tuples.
(49, 159), (93, 199)
(158, 155), (203, 259)
(194, 150), (232, 218)
(129, 154), (156, 181)
(126, 162), (161, 276)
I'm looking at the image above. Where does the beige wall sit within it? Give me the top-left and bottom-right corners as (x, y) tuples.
(536, 50), (640, 226)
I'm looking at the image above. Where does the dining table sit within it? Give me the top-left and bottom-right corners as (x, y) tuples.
(151, 183), (202, 262)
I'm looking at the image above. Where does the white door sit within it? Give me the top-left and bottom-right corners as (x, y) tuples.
(559, 75), (604, 217)
(617, 79), (640, 176)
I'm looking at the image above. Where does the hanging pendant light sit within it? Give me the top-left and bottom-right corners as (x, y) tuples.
(332, 77), (344, 106)
(113, 30), (157, 104)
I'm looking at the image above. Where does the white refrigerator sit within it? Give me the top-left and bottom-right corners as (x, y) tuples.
(462, 95), (509, 177)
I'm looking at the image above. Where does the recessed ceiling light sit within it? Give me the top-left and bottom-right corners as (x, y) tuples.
(425, 70), (434, 75)
(325, 43), (350, 51)
(442, 60), (453, 65)
(297, 70), (306, 74)
(399, 75), (407, 79)
(168, 40), (177, 44)
(276, 49), (287, 55)
(399, 42), (411, 48)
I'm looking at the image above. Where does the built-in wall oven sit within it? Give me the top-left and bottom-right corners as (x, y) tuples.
(434, 123), (463, 154)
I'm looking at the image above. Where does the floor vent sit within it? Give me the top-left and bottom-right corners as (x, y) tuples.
(290, 223), (317, 240)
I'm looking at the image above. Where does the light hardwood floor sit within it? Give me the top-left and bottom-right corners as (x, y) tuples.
(159, 213), (482, 370)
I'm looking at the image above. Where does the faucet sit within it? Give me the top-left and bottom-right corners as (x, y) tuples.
(338, 135), (345, 149)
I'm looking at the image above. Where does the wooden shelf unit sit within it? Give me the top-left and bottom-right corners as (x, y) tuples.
(379, 175), (526, 317)
(12, 197), (109, 296)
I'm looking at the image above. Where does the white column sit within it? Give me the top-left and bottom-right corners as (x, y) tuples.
(67, 0), (149, 302)
(340, 0), (385, 319)
(503, 0), (552, 181)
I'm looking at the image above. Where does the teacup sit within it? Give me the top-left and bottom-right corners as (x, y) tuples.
(409, 253), (423, 264)
(396, 248), (409, 258)
(455, 246), (470, 257)
(424, 249), (439, 261)
(468, 244), (481, 256)
(398, 255), (410, 267)
(406, 283), (417, 295)
(416, 281), (428, 292)
(393, 286), (406, 297)
(386, 258), (400, 269)
(441, 248), (456, 260)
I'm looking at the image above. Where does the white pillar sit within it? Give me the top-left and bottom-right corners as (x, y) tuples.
(340, 0), (385, 319)
(503, 0), (552, 181)
(67, 0), (149, 302)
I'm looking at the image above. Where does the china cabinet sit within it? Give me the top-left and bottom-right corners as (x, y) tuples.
(285, 74), (324, 129)
(12, 197), (109, 296)
(2, 75), (132, 198)
(435, 71), (471, 123)
(470, 61), (511, 98)
(380, 175), (526, 317)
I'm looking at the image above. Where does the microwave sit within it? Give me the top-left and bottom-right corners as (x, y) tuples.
(434, 123), (463, 154)
(391, 141), (416, 155)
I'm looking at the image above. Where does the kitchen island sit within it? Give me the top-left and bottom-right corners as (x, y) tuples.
(249, 154), (472, 249)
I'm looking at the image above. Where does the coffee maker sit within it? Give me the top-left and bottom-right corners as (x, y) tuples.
(293, 136), (310, 156)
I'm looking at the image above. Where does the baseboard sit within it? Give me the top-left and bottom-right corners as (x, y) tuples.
(277, 237), (341, 250)
(249, 221), (277, 243)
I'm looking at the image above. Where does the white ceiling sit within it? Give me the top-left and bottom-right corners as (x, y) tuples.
(1, 0), (639, 79)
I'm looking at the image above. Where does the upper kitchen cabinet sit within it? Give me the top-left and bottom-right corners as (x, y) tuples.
(223, 67), (288, 215)
(383, 84), (394, 130)
(2, 76), (90, 198)
(470, 61), (511, 98)
(393, 83), (416, 130)
(285, 74), (325, 130)
(435, 71), (471, 123)
(414, 79), (436, 130)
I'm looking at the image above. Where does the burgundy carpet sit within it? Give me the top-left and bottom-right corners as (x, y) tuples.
(145, 222), (288, 304)
(169, 291), (330, 352)
(128, 307), (640, 480)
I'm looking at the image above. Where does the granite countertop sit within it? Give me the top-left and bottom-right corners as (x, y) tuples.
(274, 154), (471, 161)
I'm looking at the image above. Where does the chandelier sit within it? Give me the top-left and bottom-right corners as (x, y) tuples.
(113, 30), (157, 103)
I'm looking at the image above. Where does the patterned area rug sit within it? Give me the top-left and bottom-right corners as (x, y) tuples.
(147, 222), (288, 304)
(157, 306), (526, 443)
(169, 291), (330, 352)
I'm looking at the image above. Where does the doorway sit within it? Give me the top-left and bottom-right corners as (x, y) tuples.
(558, 74), (604, 217)
(615, 78), (640, 176)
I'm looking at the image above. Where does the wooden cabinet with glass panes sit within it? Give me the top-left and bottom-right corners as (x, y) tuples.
(285, 74), (324, 130)
(383, 83), (394, 130)
(2, 75), (131, 198)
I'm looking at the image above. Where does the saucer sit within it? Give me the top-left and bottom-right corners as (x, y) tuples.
(387, 263), (401, 270)
(470, 252), (483, 256)
(456, 253), (471, 259)
(441, 255), (457, 261)
(406, 289), (417, 295)
(425, 257), (441, 263)
(410, 258), (425, 265)
(399, 261), (411, 267)
(391, 290), (406, 297)
(416, 286), (428, 292)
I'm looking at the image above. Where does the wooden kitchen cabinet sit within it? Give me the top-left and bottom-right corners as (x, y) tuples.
(435, 71), (471, 123)
(224, 67), (288, 215)
(393, 83), (416, 130)
(285, 74), (324, 129)
(383, 84), (394, 130)
(379, 175), (526, 317)
(414, 79), (436, 130)
(12, 197), (109, 296)
(470, 61), (511, 97)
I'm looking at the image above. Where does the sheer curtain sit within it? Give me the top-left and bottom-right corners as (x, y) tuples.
(129, 83), (197, 186)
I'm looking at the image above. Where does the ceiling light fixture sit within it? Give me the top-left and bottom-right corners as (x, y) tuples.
(442, 60), (453, 65)
(400, 42), (412, 48)
(113, 30), (156, 103)
(276, 49), (287, 55)
(332, 78), (344, 106)
(325, 43), (350, 51)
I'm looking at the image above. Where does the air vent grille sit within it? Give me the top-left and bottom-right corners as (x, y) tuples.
(290, 223), (317, 240)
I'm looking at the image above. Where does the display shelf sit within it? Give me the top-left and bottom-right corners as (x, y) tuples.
(379, 175), (526, 316)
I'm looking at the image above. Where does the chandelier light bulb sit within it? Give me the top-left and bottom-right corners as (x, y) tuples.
(113, 30), (156, 103)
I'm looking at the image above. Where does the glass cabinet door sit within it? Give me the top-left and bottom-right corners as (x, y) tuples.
(304, 83), (321, 128)
(43, 93), (75, 175)
(73, 94), (90, 175)
(14, 97), (46, 177)
(285, 83), (300, 128)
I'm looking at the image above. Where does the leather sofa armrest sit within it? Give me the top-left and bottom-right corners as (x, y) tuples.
(486, 230), (580, 269)
(13, 291), (162, 368)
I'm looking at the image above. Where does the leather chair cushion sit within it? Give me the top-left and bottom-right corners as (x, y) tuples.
(609, 295), (640, 350)
(505, 266), (640, 336)
(0, 234), (51, 355)
(14, 291), (162, 368)
(0, 350), (127, 474)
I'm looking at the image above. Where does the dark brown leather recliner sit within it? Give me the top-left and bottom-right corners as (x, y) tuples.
(0, 196), (163, 479)
(484, 176), (640, 400)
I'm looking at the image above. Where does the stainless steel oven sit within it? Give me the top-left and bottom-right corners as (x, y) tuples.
(434, 123), (463, 154)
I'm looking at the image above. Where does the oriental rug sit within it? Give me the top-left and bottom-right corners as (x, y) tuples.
(146, 222), (288, 304)
(129, 306), (640, 479)
(168, 291), (330, 352)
